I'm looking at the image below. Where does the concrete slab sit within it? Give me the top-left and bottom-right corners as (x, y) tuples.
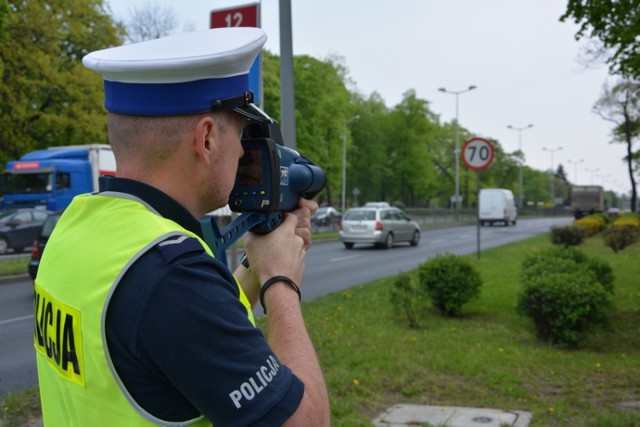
(372, 404), (532, 427)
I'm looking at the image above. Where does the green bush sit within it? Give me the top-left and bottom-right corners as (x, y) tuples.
(574, 215), (607, 236)
(521, 246), (614, 294)
(517, 268), (612, 347)
(417, 254), (482, 317)
(389, 271), (426, 329)
(612, 212), (640, 228)
(603, 225), (639, 253)
(550, 224), (586, 247)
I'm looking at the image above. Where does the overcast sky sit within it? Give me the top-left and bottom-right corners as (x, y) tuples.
(106, 0), (632, 196)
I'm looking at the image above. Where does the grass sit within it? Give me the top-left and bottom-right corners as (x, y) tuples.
(2, 233), (639, 426)
(0, 258), (29, 277)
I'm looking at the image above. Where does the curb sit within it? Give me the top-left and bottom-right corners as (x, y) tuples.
(0, 274), (30, 285)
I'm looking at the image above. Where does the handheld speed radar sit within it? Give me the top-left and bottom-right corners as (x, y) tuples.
(200, 109), (327, 266)
(230, 120), (326, 213)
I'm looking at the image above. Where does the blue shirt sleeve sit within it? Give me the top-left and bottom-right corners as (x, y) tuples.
(106, 236), (304, 426)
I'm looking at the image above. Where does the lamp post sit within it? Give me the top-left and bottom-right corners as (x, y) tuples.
(341, 115), (359, 212)
(507, 124), (533, 208)
(438, 85), (477, 211)
(542, 146), (562, 204)
(585, 167), (599, 185)
(567, 159), (584, 183)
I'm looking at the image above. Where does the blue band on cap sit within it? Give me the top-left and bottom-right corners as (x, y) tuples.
(104, 74), (249, 115)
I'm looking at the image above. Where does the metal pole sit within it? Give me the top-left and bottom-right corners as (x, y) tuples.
(476, 170), (481, 260)
(279, 0), (296, 148)
(543, 146), (562, 205)
(585, 168), (599, 185)
(341, 124), (347, 211)
(506, 124), (533, 208)
(567, 159), (584, 183)
(454, 94), (460, 211)
(340, 115), (359, 211)
(438, 85), (476, 211)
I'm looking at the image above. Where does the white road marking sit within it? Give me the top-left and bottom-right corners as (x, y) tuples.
(331, 254), (363, 262)
(0, 314), (33, 326)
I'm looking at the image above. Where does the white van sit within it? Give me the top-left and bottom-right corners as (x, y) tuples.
(479, 189), (517, 226)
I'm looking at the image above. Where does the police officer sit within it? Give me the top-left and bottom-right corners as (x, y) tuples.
(34, 28), (330, 426)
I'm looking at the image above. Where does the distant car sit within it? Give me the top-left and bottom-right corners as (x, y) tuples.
(340, 206), (420, 249)
(0, 208), (49, 255)
(28, 211), (63, 280)
(363, 202), (390, 208)
(312, 206), (341, 226)
(607, 207), (621, 218)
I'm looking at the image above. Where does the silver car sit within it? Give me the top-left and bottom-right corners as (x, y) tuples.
(339, 206), (421, 249)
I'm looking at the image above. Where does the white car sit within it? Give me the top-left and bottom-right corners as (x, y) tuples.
(339, 206), (420, 249)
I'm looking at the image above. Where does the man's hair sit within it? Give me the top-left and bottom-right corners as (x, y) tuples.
(108, 111), (232, 169)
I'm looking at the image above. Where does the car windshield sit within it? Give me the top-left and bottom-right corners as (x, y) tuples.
(2, 172), (53, 194)
(344, 209), (375, 221)
(315, 207), (329, 215)
(41, 214), (62, 237)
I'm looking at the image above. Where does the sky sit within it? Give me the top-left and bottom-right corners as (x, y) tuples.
(105, 0), (633, 196)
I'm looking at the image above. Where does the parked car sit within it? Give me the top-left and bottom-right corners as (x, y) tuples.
(28, 210), (63, 280)
(312, 206), (341, 226)
(363, 202), (390, 208)
(340, 206), (420, 249)
(607, 207), (621, 218)
(0, 208), (49, 255)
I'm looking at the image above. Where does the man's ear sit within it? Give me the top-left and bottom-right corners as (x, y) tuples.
(193, 115), (216, 165)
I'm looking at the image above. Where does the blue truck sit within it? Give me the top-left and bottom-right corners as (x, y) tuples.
(1, 144), (115, 211)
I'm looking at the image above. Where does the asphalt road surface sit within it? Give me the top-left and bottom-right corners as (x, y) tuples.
(0, 216), (571, 396)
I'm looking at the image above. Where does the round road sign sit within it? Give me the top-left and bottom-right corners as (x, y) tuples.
(462, 137), (494, 171)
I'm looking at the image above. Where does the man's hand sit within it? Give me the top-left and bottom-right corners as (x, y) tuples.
(291, 198), (318, 251)
(240, 199), (318, 291)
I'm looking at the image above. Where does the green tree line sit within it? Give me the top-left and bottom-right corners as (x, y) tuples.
(0, 0), (632, 209)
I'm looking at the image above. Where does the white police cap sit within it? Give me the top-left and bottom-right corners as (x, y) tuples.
(82, 27), (267, 116)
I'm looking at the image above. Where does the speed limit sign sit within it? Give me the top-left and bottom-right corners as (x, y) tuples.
(462, 137), (494, 171)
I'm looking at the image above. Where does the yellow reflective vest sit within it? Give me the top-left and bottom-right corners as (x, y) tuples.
(35, 192), (254, 426)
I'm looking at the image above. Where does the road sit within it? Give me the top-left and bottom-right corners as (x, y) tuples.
(0, 216), (571, 396)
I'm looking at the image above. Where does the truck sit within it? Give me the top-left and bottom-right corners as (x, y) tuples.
(479, 188), (518, 226)
(1, 144), (116, 211)
(570, 185), (604, 219)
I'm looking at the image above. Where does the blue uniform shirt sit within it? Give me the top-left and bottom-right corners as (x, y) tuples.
(101, 176), (304, 426)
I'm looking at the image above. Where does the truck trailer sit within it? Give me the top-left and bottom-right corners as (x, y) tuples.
(1, 145), (115, 211)
(570, 185), (604, 219)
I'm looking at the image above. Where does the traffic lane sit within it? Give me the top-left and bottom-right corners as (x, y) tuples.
(0, 316), (37, 397)
(302, 217), (573, 301)
(0, 280), (33, 322)
(0, 278), (37, 397)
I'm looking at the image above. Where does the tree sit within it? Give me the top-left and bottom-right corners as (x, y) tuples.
(0, 0), (8, 76)
(387, 90), (438, 207)
(593, 79), (640, 211)
(125, 1), (178, 43)
(0, 0), (124, 162)
(560, 0), (640, 78)
(349, 92), (394, 206)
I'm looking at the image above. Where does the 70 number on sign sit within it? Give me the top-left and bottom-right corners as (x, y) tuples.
(461, 137), (494, 171)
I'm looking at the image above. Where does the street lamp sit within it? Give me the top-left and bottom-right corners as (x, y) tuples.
(341, 115), (359, 212)
(585, 167), (599, 185)
(567, 159), (584, 183)
(507, 123), (533, 208)
(438, 85), (477, 210)
(542, 146), (562, 204)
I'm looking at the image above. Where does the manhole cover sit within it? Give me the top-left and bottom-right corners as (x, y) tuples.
(472, 416), (494, 423)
